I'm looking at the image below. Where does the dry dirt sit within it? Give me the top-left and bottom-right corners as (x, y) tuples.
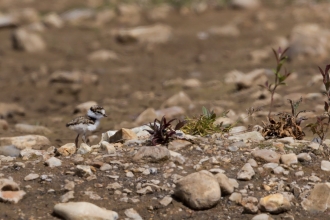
(0, 1), (330, 219)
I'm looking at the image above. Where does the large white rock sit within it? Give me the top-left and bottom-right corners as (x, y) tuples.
(174, 170), (220, 210)
(0, 135), (51, 150)
(53, 202), (118, 220)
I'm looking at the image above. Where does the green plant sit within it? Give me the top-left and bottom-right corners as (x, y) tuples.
(145, 116), (185, 146)
(306, 65), (330, 143)
(260, 47), (292, 118)
(182, 106), (230, 136)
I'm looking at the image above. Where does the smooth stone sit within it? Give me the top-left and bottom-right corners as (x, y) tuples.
(15, 124), (52, 135)
(134, 108), (157, 125)
(174, 170), (221, 210)
(259, 193), (291, 214)
(295, 171), (304, 177)
(168, 140), (192, 151)
(208, 25), (240, 37)
(43, 12), (64, 28)
(230, 0), (260, 9)
(161, 91), (193, 109)
(252, 149), (280, 163)
(237, 163), (255, 180)
(12, 28), (46, 52)
(321, 160), (330, 171)
(76, 165), (93, 177)
(45, 157), (62, 168)
(215, 173), (234, 195)
(248, 159), (258, 167)
(54, 202), (118, 220)
(100, 163), (112, 171)
(169, 150), (185, 165)
(88, 49), (118, 62)
(124, 208), (142, 220)
(0, 145), (21, 157)
(159, 196), (173, 206)
(280, 153), (298, 165)
(115, 24), (172, 44)
(60, 191), (74, 203)
(24, 173), (39, 181)
(273, 166), (285, 175)
(100, 141), (116, 154)
(228, 131), (264, 142)
(229, 192), (242, 204)
(0, 135), (51, 150)
(133, 146), (170, 163)
(301, 183), (330, 212)
(252, 214), (274, 220)
(0, 102), (25, 118)
(263, 163), (279, 170)
(77, 143), (92, 155)
(155, 106), (185, 119)
(61, 8), (95, 23)
(277, 137), (294, 144)
(297, 153), (311, 162)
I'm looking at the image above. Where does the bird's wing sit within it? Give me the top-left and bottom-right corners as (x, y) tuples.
(66, 116), (95, 127)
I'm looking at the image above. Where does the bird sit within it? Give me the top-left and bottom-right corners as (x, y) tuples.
(66, 105), (107, 147)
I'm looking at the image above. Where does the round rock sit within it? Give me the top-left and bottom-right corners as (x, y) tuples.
(174, 170), (220, 210)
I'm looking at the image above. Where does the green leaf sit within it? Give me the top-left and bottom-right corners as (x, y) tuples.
(202, 106), (209, 117)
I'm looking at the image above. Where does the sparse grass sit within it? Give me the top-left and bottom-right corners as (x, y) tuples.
(182, 107), (231, 136)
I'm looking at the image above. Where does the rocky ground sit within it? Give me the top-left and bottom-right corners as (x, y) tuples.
(2, 0), (330, 219)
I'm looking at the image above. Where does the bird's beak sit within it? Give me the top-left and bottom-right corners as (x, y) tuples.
(103, 114), (108, 117)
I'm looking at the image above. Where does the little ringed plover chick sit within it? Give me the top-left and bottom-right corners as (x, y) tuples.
(66, 105), (107, 147)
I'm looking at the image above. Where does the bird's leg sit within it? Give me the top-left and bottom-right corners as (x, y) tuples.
(82, 134), (86, 144)
(75, 134), (80, 148)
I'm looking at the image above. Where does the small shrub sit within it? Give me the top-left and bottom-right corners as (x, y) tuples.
(145, 116), (185, 146)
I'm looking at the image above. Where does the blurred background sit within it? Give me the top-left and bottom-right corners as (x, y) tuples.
(0, 0), (329, 143)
